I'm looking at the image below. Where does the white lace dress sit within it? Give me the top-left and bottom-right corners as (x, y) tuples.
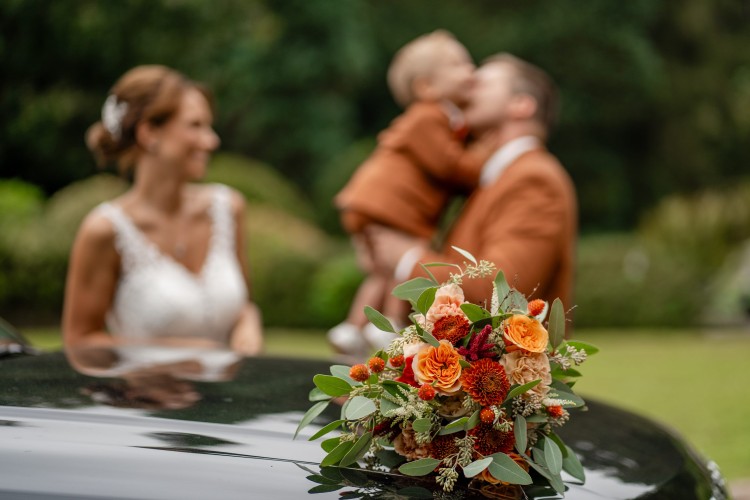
(96, 184), (248, 344)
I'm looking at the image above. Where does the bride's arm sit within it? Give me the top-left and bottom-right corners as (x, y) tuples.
(227, 189), (264, 356)
(62, 211), (120, 367)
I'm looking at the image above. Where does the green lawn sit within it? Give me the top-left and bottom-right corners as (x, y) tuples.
(20, 326), (750, 480)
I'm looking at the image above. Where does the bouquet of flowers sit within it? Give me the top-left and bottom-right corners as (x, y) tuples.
(296, 249), (596, 495)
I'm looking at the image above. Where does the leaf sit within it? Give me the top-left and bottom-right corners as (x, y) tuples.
(504, 379), (541, 402)
(462, 457), (493, 478)
(394, 486), (433, 499)
(306, 474), (341, 486)
(417, 324), (440, 347)
(565, 340), (599, 356)
(308, 419), (344, 441)
(460, 303), (491, 323)
(459, 359), (472, 368)
(418, 263), (439, 284)
(412, 418), (432, 433)
(544, 436), (563, 475)
(525, 457), (565, 494)
(321, 436), (341, 453)
(392, 277), (437, 302)
(294, 400), (329, 439)
(382, 380), (411, 400)
(375, 449), (406, 468)
(339, 431), (372, 467)
(309, 387), (331, 402)
(308, 484), (343, 494)
(549, 379), (586, 408)
(314, 374), (353, 397)
(398, 458), (442, 476)
(547, 431), (568, 458)
(487, 453), (533, 485)
(494, 271), (511, 310)
(345, 395), (377, 420)
(466, 409), (481, 431)
(379, 397), (399, 416)
(364, 306), (396, 333)
(330, 365), (357, 385)
(547, 298), (565, 349)
(320, 441), (353, 467)
(514, 415), (527, 454)
(451, 246), (477, 265)
(562, 444), (586, 482)
(438, 416), (468, 435)
(416, 287), (437, 315)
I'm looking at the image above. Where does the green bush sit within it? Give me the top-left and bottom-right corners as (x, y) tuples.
(205, 153), (315, 221)
(307, 249), (364, 326)
(573, 233), (703, 328)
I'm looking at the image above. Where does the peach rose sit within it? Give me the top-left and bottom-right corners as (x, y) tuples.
(501, 350), (552, 399)
(426, 284), (466, 324)
(412, 340), (463, 395)
(503, 315), (549, 353)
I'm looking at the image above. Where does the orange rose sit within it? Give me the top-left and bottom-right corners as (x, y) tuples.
(412, 340), (463, 395)
(503, 315), (549, 353)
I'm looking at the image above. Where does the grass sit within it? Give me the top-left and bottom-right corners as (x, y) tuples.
(20, 326), (750, 480)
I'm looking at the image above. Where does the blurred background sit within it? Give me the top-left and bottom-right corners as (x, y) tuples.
(1, 0), (749, 487)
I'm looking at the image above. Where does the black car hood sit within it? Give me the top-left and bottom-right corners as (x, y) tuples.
(0, 352), (726, 499)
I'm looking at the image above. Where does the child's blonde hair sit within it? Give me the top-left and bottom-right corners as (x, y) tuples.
(387, 30), (461, 108)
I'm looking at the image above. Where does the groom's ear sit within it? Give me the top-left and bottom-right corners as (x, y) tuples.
(508, 93), (538, 121)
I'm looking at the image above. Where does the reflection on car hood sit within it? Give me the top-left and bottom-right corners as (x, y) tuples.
(0, 352), (727, 499)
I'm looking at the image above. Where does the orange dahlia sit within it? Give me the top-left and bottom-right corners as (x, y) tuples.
(432, 315), (470, 345)
(461, 358), (510, 406)
(469, 422), (515, 456)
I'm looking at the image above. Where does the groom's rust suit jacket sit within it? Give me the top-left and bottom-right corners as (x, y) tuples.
(414, 147), (578, 312)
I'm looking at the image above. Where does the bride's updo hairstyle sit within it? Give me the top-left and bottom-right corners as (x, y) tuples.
(86, 65), (213, 173)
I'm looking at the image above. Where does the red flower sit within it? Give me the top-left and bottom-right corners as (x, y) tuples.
(430, 432), (462, 460)
(432, 315), (470, 345)
(527, 299), (545, 317)
(461, 358), (510, 406)
(373, 419), (399, 440)
(395, 355), (418, 387)
(368, 357), (385, 373)
(469, 423), (515, 456)
(418, 384), (436, 401)
(480, 407), (496, 425)
(457, 325), (497, 361)
(350, 364), (370, 382)
(389, 355), (405, 368)
(547, 405), (564, 418)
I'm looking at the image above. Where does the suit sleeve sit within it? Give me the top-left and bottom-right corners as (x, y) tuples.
(388, 106), (483, 191)
(411, 172), (567, 304)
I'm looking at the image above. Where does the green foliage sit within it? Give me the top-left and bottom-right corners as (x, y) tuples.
(307, 251), (364, 326)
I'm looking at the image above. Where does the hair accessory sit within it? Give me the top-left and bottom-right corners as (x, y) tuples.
(102, 95), (128, 140)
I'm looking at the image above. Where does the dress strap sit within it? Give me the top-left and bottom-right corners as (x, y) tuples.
(208, 184), (235, 254)
(95, 202), (158, 272)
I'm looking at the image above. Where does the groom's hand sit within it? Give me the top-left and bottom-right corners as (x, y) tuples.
(367, 226), (428, 275)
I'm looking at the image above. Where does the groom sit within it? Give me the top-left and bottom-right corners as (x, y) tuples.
(369, 53), (578, 311)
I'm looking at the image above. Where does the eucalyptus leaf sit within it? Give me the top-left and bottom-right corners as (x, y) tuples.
(562, 445), (586, 482)
(548, 431), (568, 458)
(320, 441), (354, 467)
(412, 418), (433, 433)
(488, 453), (533, 485)
(364, 306), (396, 333)
(382, 380), (411, 400)
(460, 303), (491, 322)
(380, 397), (400, 417)
(398, 458), (442, 476)
(438, 416), (468, 435)
(416, 287), (437, 315)
(306, 474), (341, 486)
(451, 245), (477, 265)
(544, 437), (563, 474)
(308, 419), (344, 441)
(548, 298), (565, 349)
(459, 359), (472, 368)
(294, 400), (329, 439)
(509, 289), (528, 311)
(375, 449), (406, 468)
(330, 365), (357, 385)
(345, 395), (377, 420)
(494, 271), (511, 310)
(549, 379), (586, 408)
(565, 340), (599, 356)
(466, 409), (480, 431)
(525, 458), (565, 494)
(462, 457), (493, 478)
(514, 415), (527, 454)
(392, 277), (437, 302)
(314, 374), (353, 397)
(419, 328), (440, 348)
(321, 436), (341, 453)
(339, 432), (373, 467)
(505, 379), (541, 402)
(309, 387), (331, 402)
(394, 487), (433, 499)
(308, 484), (343, 494)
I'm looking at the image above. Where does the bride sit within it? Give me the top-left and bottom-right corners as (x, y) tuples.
(63, 65), (262, 358)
